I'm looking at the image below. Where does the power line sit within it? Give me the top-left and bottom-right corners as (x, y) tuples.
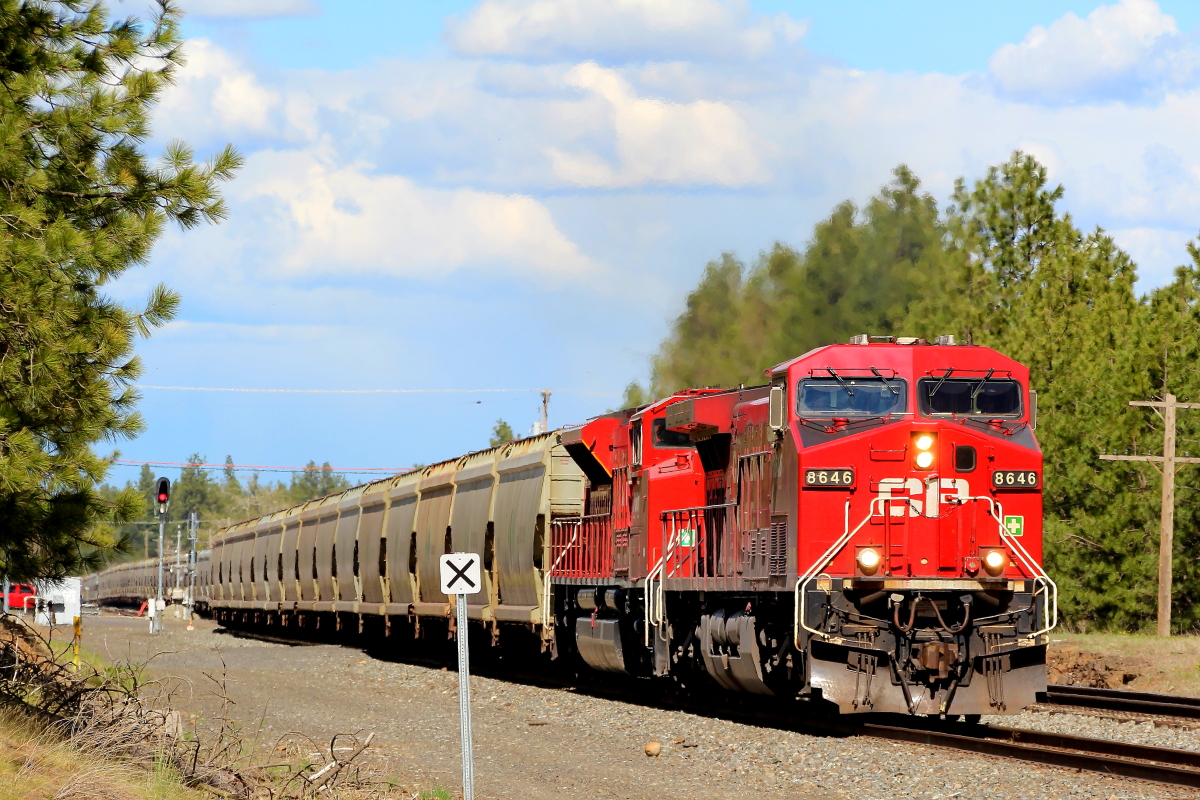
(112, 459), (410, 475)
(135, 385), (616, 397)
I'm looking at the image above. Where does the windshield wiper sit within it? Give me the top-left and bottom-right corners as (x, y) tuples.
(827, 367), (853, 397)
(871, 366), (899, 395)
(970, 368), (995, 402)
(928, 368), (954, 397)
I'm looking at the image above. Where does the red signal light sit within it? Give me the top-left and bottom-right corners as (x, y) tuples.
(154, 477), (170, 511)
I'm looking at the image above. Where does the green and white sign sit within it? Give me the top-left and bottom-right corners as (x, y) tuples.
(678, 528), (695, 547)
(1003, 515), (1024, 537)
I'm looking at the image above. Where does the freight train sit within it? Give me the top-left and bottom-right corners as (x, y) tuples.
(84, 336), (1055, 717)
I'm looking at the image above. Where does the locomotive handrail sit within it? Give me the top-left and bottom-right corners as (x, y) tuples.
(793, 497), (902, 647)
(967, 495), (1058, 638)
(542, 516), (585, 633)
(659, 502), (738, 578)
(792, 495), (1058, 649)
(643, 527), (681, 647)
(651, 502), (739, 646)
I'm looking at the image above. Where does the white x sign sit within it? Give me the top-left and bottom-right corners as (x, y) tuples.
(440, 553), (481, 595)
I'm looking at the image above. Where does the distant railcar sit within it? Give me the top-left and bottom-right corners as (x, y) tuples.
(83, 336), (1053, 717)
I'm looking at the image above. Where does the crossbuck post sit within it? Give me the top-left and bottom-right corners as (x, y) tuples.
(1101, 393), (1200, 636)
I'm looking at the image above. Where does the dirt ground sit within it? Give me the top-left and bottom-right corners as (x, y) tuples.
(46, 611), (1185, 800)
(1048, 633), (1200, 696)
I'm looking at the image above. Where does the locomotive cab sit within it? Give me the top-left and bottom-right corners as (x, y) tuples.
(773, 337), (1052, 715)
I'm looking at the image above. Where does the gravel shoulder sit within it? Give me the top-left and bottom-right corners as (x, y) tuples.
(57, 612), (1193, 800)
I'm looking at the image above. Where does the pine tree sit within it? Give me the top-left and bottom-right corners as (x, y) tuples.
(489, 419), (515, 447)
(0, 1), (240, 580)
(650, 166), (950, 395)
(939, 153), (1154, 629)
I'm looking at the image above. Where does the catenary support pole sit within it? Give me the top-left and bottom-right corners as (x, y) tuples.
(2, 577), (9, 615)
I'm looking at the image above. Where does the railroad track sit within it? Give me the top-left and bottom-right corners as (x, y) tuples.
(858, 716), (1200, 789)
(233, 624), (1200, 790)
(1042, 684), (1200, 720)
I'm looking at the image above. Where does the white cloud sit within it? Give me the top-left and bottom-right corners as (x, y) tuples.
(1111, 227), (1197, 288)
(546, 62), (768, 187)
(241, 149), (596, 278)
(445, 0), (807, 62)
(157, 39), (281, 140)
(988, 0), (1197, 103)
(181, 0), (318, 19)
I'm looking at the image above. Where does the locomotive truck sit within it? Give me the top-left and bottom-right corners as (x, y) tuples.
(84, 335), (1054, 717)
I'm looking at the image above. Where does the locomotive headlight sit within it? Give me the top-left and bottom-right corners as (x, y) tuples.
(856, 547), (882, 575)
(981, 548), (1009, 577)
(912, 432), (937, 470)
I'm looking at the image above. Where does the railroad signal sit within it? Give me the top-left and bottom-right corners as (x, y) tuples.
(155, 477), (170, 515)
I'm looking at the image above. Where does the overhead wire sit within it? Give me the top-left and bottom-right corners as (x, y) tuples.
(111, 459), (411, 475)
(134, 385), (616, 397)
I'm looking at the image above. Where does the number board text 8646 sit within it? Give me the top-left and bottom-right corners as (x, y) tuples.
(991, 470), (1039, 490)
(804, 468), (855, 489)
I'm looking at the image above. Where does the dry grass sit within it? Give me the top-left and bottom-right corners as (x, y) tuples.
(0, 708), (209, 800)
(0, 614), (409, 799)
(1051, 632), (1200, 696)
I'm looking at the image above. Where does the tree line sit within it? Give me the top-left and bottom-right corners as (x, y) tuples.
(633, 153), (1200, 633)
(98, 459), (352, 563)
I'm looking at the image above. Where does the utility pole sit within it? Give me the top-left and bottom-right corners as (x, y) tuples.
(540, 389), (551, 435)
(1101, 393), (1200, 636)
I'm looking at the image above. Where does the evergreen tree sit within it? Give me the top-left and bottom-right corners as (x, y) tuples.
(937, 154), (1155, 629)
(174, 453), (215, 520)
(0, 1), (240, 579)
(288, 461), (350, 504)
(489, 419), (515, 447)
(650, 167), (950, 395)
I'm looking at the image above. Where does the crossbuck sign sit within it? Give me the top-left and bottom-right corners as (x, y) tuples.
(440, 553), (480, 800)
(440, 553), (481, 595)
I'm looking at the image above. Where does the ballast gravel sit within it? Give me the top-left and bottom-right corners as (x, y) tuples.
(79, 613), (1191, 800)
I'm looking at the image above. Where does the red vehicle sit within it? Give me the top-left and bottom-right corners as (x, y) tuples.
(4, 582), (36, 613)
(554, 335), (1053, 716)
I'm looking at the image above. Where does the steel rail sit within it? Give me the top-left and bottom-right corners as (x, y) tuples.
(856, 718), (1200, 789)
(1042, 684), (1200, 720)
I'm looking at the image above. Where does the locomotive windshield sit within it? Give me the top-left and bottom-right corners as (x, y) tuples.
(796, 378), (908, 416)
(652, 418), (695, 449)
(918, 377), (1022, 417)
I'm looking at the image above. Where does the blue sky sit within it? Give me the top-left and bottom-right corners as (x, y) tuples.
(106, 0), (1200, 486)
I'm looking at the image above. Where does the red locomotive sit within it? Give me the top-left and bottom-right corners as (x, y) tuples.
(85, 334), (1054, 719)
(553, 334), (1054, 716)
